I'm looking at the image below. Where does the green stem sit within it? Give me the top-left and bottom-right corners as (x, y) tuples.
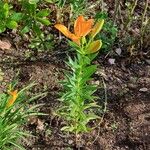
(140, 0), (149, 45)
(74, 53), (85, 146)
(125, 0), (138, 29)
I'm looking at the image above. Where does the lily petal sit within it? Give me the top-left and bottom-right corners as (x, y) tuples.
(7, 90), (18, 108)
(70, 35), (80, 45)
(74, 16), (85, 37)
(80, 19), (94, 37)
(74, 16), (94, 37)
(55, 24), (80, 45)
(91, 19), (104, 38)
(54, 24), (73, 39)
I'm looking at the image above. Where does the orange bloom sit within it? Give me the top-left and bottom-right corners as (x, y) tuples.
(7, 90), (18, 108)
(54, 16), (94, 45)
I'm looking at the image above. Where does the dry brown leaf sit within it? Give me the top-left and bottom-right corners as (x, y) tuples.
(36, 119), (44, 131)
(0, 40), (11, 50)
(28, 116), (38, 125)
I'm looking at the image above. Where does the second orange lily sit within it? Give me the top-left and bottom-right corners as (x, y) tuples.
(54, 16), (94, 45)
(6, 90), (18, 108)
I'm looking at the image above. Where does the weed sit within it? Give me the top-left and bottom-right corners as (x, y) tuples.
(20, 0), (50, 35)
(95, 12), (118, 53)
(29, 33), (54, 51)
(111, 122), (118, 132)
(0, 0), (22, 33)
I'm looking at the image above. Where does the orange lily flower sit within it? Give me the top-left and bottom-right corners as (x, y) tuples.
(6, 90), (18, 108)
(54, 16), (94, 45)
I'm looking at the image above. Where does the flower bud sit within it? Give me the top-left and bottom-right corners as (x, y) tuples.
(90, 19), (104, 39)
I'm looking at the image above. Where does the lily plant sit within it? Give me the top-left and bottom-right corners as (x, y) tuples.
(55, 15), (104, 135)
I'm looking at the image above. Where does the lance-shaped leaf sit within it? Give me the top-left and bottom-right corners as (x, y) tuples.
(90, 19), (104, 39)
(36, 9), (50, 17)
(86, 40), (102, 54)
(6, 20), (18, 29)
(37, 17), (51, 25)
(29, 0), (39, 4)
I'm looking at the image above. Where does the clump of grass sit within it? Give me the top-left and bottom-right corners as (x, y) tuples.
(0, 82), (45, 149)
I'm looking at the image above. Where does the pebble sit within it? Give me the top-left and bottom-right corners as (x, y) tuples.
(139, 87), (148, 92)
(127, 83), (137, 89)
(145, 59), (150, 65)
(108, 58), (115, 65)
(68, 139), (73, 145)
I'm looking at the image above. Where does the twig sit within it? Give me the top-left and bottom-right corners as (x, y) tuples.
(101, 0), (104, 12)
(92, 77), (107, 144)
(118, 2), (124, 24)
(113, 0), (121, 24)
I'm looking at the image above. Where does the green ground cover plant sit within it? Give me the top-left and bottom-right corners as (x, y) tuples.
(0, 0), (52, 52)
(20, 0), (52, 51)
(0, 1), (22, 33)
(95, 12), (118, 52)
(20, 0), (50, 35)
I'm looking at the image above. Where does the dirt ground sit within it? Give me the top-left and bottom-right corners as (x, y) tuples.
(0, 48), (149, 150)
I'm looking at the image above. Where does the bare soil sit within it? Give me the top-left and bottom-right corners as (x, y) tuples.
(0, 48), (149, 150)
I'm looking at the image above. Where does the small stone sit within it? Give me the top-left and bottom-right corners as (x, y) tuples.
(145, 59), (150, 65)
(128, 83), (137, 89)
(0, 40), (11, 50)
(139, 87), (148, 92)
(68, 140), (73, 145)
(108, 58), (115, 65)
(115, 48), (122, 55)
(95, 80), (100, 85)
